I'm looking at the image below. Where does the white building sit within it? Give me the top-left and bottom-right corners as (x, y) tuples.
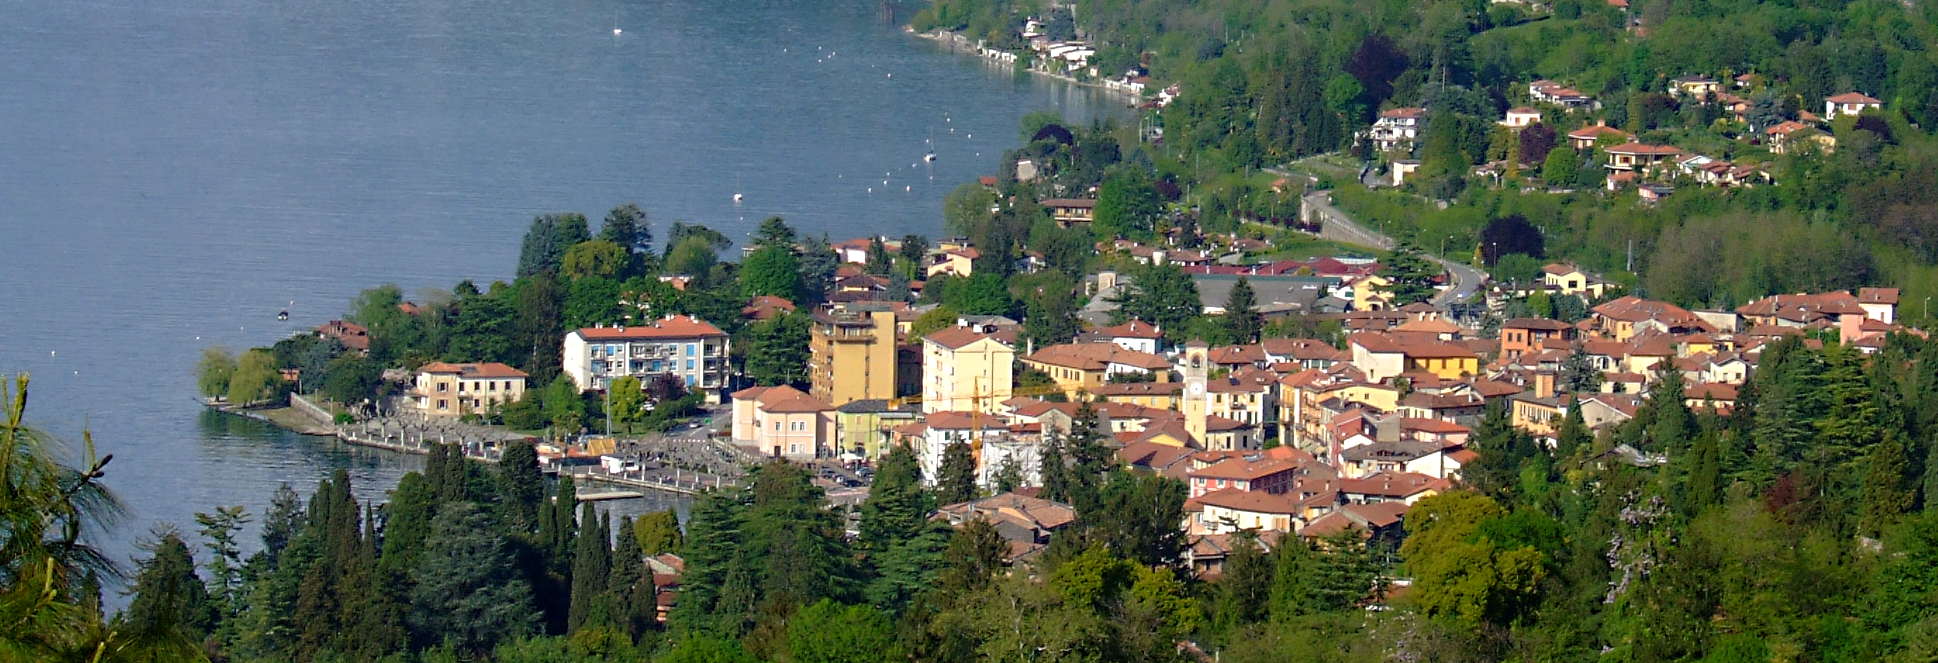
(562, 315), (732, 401)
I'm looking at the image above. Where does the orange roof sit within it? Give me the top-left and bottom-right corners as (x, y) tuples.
(1567, 125), (1630, 140)
(1826, 92), (1882, 105)
(925, 411), (1008, 430)
(925, 326), (1006, 350)
(1024, 342), (1173, 371)
(1193, 489), (1300, 515)
(417, 361), (528, 379)
(575, 315), (726, 340)
(1604, 142), (1683, 156)
(1095, 319), (1164, 339)
(732, 384), (833, 413)
(1189, 457), (1298, 481)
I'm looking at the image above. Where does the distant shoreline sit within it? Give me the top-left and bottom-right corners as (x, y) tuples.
(906, 27), (1144, 104)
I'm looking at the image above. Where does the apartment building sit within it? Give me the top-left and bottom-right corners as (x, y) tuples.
(409, 362), (528, 418)
(809, 306), (900, 406)
(562, 315), (731, 401)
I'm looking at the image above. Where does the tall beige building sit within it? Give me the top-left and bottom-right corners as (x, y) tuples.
(921, 326), (1015, 414)
(809, 307), (899, 406)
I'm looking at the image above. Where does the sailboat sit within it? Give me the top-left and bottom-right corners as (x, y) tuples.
(732, 173), (744, 203)
(923, 130), (937, 162)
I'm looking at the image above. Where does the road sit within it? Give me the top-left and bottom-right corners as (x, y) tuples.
(1267, 162), (1490, 312)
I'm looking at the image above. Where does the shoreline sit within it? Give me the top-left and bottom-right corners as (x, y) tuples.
(906, 28), (1147, 104)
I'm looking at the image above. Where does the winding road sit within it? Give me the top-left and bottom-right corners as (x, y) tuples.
(1266, 161), (1490, 312)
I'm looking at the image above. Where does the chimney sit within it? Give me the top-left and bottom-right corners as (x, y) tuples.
(1533, 371), (1556, 399)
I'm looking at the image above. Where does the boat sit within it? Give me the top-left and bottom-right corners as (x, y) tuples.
(924, 151), (937, 163)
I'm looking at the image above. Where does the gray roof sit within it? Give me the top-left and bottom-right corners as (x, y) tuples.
(1193, 274), (1335, 313)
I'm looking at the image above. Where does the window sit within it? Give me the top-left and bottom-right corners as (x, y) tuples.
(608, 344), (621, 354)
(437, 399), (447, 409)
(437, 383), (448, 393)
(686, 343), (696, 356)
(686, 360), (695, 370)
(773, 421), (781, 431)
(791, 421), (805, 431)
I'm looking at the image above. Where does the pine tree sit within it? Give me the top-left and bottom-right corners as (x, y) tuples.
(858, 444), (932, 551)
(568, 505), (613, 632)
(1682, 432), (1722, 515)
(1038, 431), (1071, 504)
(935, 518), (1008, 597)
(408, 502), (539, 653)
(1064, 401), (1111, 514)
(1646, 369), (1695, 452)
(936, 441), (979, 505)
(1861, 433), (1917, 535)
(498, 441), (545, 532)
(670, 490), (747, 632)
(118, 533), (216, 661)
(600, 203), (651, 255)
(1212, 532), (1274, 632)
(1223, 277), (1262, 343)
(1464, 402), (1533, 499)
(1554, 398), (1592, 458)
(743, 463), (855, 612)
(866, 236), (892, 275)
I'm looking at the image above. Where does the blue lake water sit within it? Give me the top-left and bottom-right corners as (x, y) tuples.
(0, 0), (1124, 590)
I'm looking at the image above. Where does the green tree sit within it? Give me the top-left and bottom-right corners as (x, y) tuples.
(739, 245), (803, 300)
(1223, 277), (1262, 343)
(784, 599), (904, 663)
(498, 442), (545, 532)
(567, 505), (612, 632)
(561, 240), (629, 281)
(665, 235), (721, 277)
(409, 502), (538, 653)
(599, 203), (651, 254)
(1400, 491), (1546, 629)
(226, 348), (281, 406)
(943, 272), (1012, 316)
(116, 533), (216, 661)
(541, 375), (586, 440)
(1541, 146), (1582, 187)
(634, 509), (683, 555)
(197, 347), (237, 399)
(1092, 168), (1164, 240)
(320, 354), (378, 405)
(752, 216), (797, 250)
(1114, 263), (1201, 334)
(743, 312), (811, 388)
(1212, 532), (1274, 631)
(605, 375), (645, 433)
(936, 441), (979, 505)
(1378, 242), (1439, 307)
(518, 213), (593, 277)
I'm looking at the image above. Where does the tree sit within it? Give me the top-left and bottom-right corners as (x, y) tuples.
(1479, 214), (1545, 266)
(513, 274), (565, 383)
(541, 375), (585, 440)
(1114, 263), (1201, 334)
(226, 348), (281, 406)
(1092, 168), (1164, 240)
(743, 312), (811, 388)
(1400, 491), (1546, 629)
(599, 202), (651, 255)
(634, 509), (683, 555)
(936, 442), (979, 505)
(518, 213), (592, 277)
(561, 240), (630, 281)
(1379, 243), (1439, 306)
(1223, 277), (1262, 343)
(1212, 532), (1274, 631)
(943, 272), (1011, 316)
(785, 600), (904, 663)
(752, 216), (797, 250)
(1090, 471), (1187, 568)
(117, 532), (215, 660)
(665, 235), (720, 277)
(866, 237), (892, 275)
(1542, 146), (1583, 187)
(498, 442), (545, 532)
(897, 235), (929, 278)
(567, 505), (612, 632)
(798, 234), (840, 304)
(1518, 123), (1557, 165)
(605, 375), (645, 433)
(197, 347), (237, 399)
(1271, 533), (1379, 619)
(321, 354), (379, 406)
(739, 245), (803, 300)
(409, 502), (538, 652)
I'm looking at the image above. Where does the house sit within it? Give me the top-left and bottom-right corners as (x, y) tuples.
(1021, 343), (1174, 397)
(1184, 531), (1284, 578)
(832, 399), (919, 459)
(562, 316), (732, 401)
(1529, 80), (1597, 108)
(1500, 107), (1542, 128)
(1085, 319), (1165, 354)
(730, 385), (836, 460)
(1592, 296), (1713, 340)
(1824, 92), (1882, 120)
(1391, 159), (1422, 186)
(916, 411), (1010, 486)
(1348, 333), (1480, 382)
(936, 492), (1077, 563)
(808, 306), (901, 406)
(925, 247), (979, 279)
(1206, 375), (1275, 428)
(1603, 143), (1683, 174)
(1298, 501), (1409, 544)
(1042, 198), (1098, 226)
(831, 237), (877, 264)
(408, 362), (528, 418)
(1365, 107), (1427, 152)
(1186, 454), (1300, 497)
(741, 295), (797, 321)
(1092, 381), (1184, 410)
(922, 326), (1016, 414)
(1191, 490), (1304, 534)
(1261, 338), (1344, 369)
(1859, 287), (1900, 324)
(1766, 121), (1832, 155)
(1669, 75), (1720, 98)
(316, 320), (370, 353)
(1500, 318), (1573, 359)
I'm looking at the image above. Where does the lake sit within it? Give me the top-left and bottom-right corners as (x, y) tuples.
(0, 0), (1124, 591)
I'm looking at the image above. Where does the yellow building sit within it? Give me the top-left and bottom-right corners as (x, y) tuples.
(1021, 342), (1174, 399)
(1509, 394), (1567, 437)
(1352, 275), (1394, 311)
(809, 307), (900, 406)
(921, 327), (1015, 414)
(1092, 381), (1183, 410)
(409, 362), (528, 418)
(833, 399), (919, 459)
(925, 247), (979, 279)
(1539, 263), (1609, 298)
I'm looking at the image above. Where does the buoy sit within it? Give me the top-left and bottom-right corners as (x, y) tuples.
(612, 27), (622, 35)
(904, 185), (911, 191)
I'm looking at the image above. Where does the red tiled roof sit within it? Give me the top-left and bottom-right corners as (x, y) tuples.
(1189, 457), (1298, 481)
(925, 326), (1006, 350)
(1096, 319), (1164, 339)
(575, 315), (726, 340)
(1193, 488), (1300, 514)
(1827, 92), (1882, 105)
(417, 362), (528, 379)
(1024, 342), (1173, 371)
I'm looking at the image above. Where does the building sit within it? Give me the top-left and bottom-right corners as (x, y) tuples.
(832, 399), (919, 459)
(1365, 107), (1426, 152)
(408, 362), (528, 418)
(562, 316), (731, 400)
(1500, 106), (1542, 128)
(730, 385), (836, 460)
(922, 326), (1016, 414)
(808, 306), (900, 406)
(1566, 124), (1631, 151)
(1591, 296), (1713, 340)
(1529, 80), (1597, 108)
(1348, 333), (1479, 382)
(1186, 454), (1299, 498)
(935, 492), (1077, 562)
(1085, 319), (1165, 354)
(1668, 75), (1720, 98)
(1540, 263), (1609, 297)
(1021, 342), (1174, 397)
(1500, 318), (1572, 359)
(1825, 92), (1882, 120)
(1042, 198), (1097, 226)
(926, 247), (979, 279)
(1603, 143), (1683, 174)
(917, 411), (1010, 486)
(317, 320), (370, 353)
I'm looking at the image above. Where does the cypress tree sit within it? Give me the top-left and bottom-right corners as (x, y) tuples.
(499, 441), (545, 532)
(568, 505), (613, 632)
(609, 515), (659, 637)
(935, 441), (979, 505)
(1038, 431), (1071, 504)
